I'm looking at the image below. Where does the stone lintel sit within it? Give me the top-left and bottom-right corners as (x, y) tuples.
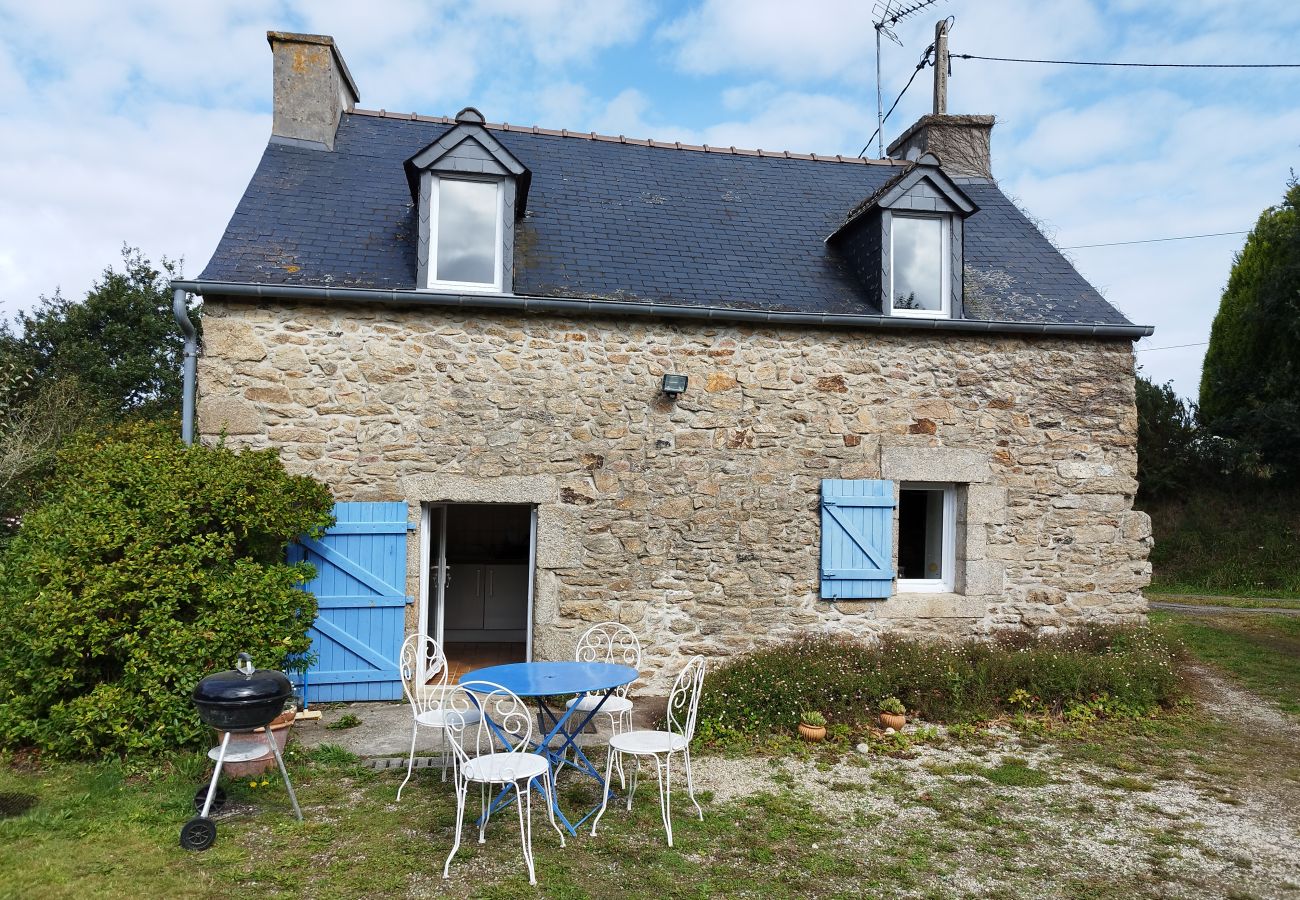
(880, 446), (990, 484)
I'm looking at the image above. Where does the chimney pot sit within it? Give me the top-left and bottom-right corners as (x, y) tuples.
(886, 114), (995, 179)
(267, 31), (360, 151)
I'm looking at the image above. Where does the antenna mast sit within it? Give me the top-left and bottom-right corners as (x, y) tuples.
(871, 0), (947, 158)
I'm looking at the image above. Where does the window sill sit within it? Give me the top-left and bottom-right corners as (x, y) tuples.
(423, 281), (503, 293)
(895, 580), (953, 594)
(879, 592), (986, 619)
(888, 309), (952, 320)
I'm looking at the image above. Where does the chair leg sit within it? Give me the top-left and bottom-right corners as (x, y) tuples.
(591, 746), (616, 836)
(516, 781), (536, 885)
(683, 746), (703, 821)
(627, 754), (639, 810)
(611, 713), (627, 789)
(478, 780), (490, 843)
(443, 777), (467, 879)
(440, 726), (450, 783)
(541, 770), (566, 847)
(653, 752), (674, 847)
(397, 721), (419, 801)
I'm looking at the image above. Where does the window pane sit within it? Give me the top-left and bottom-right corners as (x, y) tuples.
(436, 179), (497, 284)
(898, 488), (945, 580)
(892, 216), (943, 311)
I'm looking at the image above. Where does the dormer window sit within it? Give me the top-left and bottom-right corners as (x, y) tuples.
(890, 214), (950, 318)
(404, 107), (531, 295)
(431, 176), (503, 290)
(826, 153), (975, 322)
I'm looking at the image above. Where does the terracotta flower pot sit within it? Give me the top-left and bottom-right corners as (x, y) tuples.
(879, 712), (906, 731)
(218, 709), (295, 778)
(798, 723), (827, 742)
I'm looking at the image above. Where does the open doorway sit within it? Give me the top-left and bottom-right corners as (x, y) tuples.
(424, 503), (534, 681)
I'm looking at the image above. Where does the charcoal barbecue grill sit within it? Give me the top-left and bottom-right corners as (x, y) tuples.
(180, 653), (303, 851)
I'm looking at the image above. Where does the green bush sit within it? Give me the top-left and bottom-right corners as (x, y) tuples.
(696, 627), (1184, 739)
(0, 421), (333, 757)
(1146, 484), (1300, 596)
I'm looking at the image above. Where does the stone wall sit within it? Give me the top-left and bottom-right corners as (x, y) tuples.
(197, 300), (1151, 686)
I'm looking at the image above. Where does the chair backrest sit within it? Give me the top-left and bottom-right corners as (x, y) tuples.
(574, 622), (642, 697)
(399, 633), (448, 718)
(442, 680), (534, 766)
(666, 655), (707, 742)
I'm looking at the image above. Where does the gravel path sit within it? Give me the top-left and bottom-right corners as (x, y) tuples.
(1150, 600), (1300, 616)
(688, 670), (1300, 898)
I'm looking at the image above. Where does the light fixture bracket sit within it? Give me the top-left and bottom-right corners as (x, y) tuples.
(661, 374), (688, 398)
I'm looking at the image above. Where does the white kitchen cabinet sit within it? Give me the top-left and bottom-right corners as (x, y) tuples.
(443, 563), (529, 638)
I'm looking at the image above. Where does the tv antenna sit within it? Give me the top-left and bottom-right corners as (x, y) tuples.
(871, 0), (947, 158)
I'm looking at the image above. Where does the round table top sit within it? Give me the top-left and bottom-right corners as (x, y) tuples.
(460, 661), (637, 697)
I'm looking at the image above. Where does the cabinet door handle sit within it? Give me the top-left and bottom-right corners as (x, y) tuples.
(488, 568), (493, 597)
(475, 568), (481, 597)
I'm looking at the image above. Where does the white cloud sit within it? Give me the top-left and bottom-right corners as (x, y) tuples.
(475, 0), (654, 67)
(660, 0), (878, 83)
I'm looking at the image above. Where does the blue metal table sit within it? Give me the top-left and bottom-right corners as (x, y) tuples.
(461, 661), (637, 835)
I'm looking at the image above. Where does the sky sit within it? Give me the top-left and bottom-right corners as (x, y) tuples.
(1, 0), (1297, 400)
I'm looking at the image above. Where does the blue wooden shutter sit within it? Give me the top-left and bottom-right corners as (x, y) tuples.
(820, 479), (896, 599)
(289, 501), (413, 702)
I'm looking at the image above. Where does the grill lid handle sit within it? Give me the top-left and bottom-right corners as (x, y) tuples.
(237, 653), (254, 676)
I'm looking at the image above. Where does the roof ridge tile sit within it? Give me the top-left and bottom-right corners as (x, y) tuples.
(348, 106), (903, 167)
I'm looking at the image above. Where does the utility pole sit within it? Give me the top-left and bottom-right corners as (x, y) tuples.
(876, 25), (886, 158)
(932, 18), (950, 115)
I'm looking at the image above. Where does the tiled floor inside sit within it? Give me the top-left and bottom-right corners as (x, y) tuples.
(441, 641), (526, 682)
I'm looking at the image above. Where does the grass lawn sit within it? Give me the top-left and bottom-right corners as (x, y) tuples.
(1146, 588), (1300, 609)
(3, 617), (1298, 899)
(3, 699), (1299, 899)
(1152, 611), (1300, 715)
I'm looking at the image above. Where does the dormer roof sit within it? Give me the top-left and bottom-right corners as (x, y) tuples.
(402, 107), (530, 216)
(829, 154), (977, 242)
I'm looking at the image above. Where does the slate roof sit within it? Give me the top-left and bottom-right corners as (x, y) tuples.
(199, 110), (1136, 327)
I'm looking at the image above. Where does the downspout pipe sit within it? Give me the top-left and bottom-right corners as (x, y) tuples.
(169, 279), (1155, 340)
(172, 287), (198, 445)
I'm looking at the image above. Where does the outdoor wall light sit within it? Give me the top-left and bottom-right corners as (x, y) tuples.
(661, 374), (689, 399)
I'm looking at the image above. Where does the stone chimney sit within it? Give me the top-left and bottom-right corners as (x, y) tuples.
(887, 115), (995, 179)
(267, 32), (360, 151)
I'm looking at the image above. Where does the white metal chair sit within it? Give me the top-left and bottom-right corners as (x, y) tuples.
(564, 622), (642, 786)
(396, 633), (478, 801)
(442, 680), (565, 885)
(591, 655), (706, 847)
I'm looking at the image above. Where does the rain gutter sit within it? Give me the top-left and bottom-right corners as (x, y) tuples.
(172, 287), (199, 446)
(170, 280), (1155, 339)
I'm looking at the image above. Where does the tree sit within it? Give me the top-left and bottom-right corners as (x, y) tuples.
(1135, 374), (1199, 501)
(0, 246), (192, 421)
(1199, 177), (1300, 480)
(0, 371), (94, 527)
(0, 421), (334, 757)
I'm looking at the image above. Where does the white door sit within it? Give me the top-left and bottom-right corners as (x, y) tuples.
(420, 504), (450, 663)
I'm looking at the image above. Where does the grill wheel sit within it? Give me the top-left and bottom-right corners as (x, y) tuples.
(180, 816), (217, 851)
(192, 784), (227, 814)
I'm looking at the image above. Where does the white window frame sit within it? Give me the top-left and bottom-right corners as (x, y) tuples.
(426, 174), (505, 293)
(895, 481), (956, 594)
(888, 212), (951, 319)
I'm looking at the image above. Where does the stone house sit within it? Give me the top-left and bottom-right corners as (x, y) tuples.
(175, 32), (1154, 699)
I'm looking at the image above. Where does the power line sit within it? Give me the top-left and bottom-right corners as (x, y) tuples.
(955, 53), (1300, 69)
(1134, 341), (1209, 353)
(858, 55), (931, 158)
(1060, 230), (1249, 250)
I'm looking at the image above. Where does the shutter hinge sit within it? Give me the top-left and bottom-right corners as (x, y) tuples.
(405, 595), (415, 605)
(407, 522), (417, 531)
